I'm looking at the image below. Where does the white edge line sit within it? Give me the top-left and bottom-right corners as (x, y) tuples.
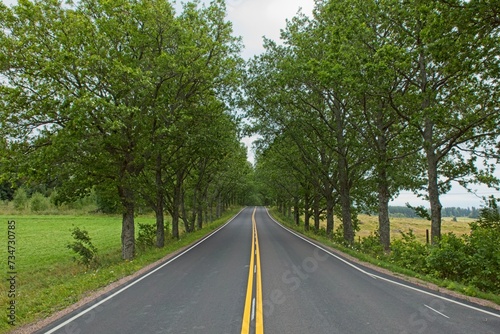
(264, 208), (375, 277)
(264, 208), (500, 320)
(425, 304), (450, 319)
(44, 208), (247, 334)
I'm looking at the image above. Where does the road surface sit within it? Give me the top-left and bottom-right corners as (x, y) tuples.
(38, 207), (500, 333)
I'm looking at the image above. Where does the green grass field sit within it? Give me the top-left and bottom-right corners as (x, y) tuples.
(0, 210), (240, 333)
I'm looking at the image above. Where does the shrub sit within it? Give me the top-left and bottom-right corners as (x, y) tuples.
(137, 223), (157, 250)
(426, 233), (468, 281)
(357, 231), (384, 257)
(466, 222), (500, 293)
(30, 192), (50, 212)
(389, 229), (429, 273)
(137, 221), (172, 250)
(463, 197), (500, 293)
(67, 227), (99, 267)
(12, 188), (28, 211)
(332, 224), (344, 243)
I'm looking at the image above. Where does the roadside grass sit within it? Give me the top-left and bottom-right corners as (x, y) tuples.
(273, 209), (500, 306)
(0, 208), (242, 333)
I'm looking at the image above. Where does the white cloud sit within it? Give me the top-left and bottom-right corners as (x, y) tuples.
(226, 0), (314, 59)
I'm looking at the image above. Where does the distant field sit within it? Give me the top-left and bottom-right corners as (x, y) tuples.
(319, 214), (473, 243)
(359, 214), (473, 243)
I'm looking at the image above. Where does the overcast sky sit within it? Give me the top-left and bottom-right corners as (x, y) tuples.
(2, 0), (497, 208)
(222, 0), (314, 59)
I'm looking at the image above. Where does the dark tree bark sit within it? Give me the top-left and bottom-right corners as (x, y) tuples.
(335, 104), (354, 244)
(119, 185), (135, 260)
(377, 168), (391, 251)
(425, 124), (442, 244)
(325, 190), (335, 236)
(155, 155), (165, 248)
(313, 193), (321, 231)
(376, 124), (391, 251)
(304, 192), (311, 231)
(294, 196), (300, 226)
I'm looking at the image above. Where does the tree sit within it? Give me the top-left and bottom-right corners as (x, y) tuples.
(380, 0), (500, 243)
(0, 0), (244, 259)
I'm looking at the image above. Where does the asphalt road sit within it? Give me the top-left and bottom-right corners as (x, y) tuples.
(38, 207), (500, 334)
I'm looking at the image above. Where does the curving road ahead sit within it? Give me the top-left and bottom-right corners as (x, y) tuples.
(38, 207), (500, 334)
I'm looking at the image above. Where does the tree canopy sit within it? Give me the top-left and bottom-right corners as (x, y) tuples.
(0, 0), (248, 259)
(245, 0), (499, 247)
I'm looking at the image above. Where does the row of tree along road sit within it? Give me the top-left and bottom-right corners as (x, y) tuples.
(246, 0), (499, 250)
(1, 0), (499, 260)
(0, 0), (253, 260)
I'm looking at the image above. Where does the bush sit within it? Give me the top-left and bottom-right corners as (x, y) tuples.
(465, 222), (500, 293)
(464, 198), (500, 293)
(137, 221), (172, 250)
(389, 229), (429, 273)
(67, 227), (99, 267)
(13, 188), (28, 211)
(30, 192), (50, 212)
(356, 231), (384, 257)
(426, 233), (468, 281)
(137, 223), (157, 250)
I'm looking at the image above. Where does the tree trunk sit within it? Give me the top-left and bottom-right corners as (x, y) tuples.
(304, 192), (310, 231)
(155, 207), (165, 248)
(119, 185), (135, 260)
(172, 203), (180, 240)
(191, 190), (197, 230)
(197, 203), (203, 229)
(339, 173), (354, 244)
(376, 131), (391, 251)
(313, 193), (321, 231)
(294, 197), (300, 226)
(425, 131), (442, 244)
(377, 169), (391, 251)
(418, 31), (442, 243)
(335, 103), (354, 244)
(325, 193), (334, 236)
(180, 190), (192, 233)
(171, 181), (181, 240)
(155, 155), (165, 248)
(216, 194), (222, 218)
(209, 201), (213, 222)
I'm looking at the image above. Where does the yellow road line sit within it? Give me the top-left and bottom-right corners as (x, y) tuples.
(241, 208), (256, 334)
(254, 209), (264, 334)
(241, 207), (264, 334)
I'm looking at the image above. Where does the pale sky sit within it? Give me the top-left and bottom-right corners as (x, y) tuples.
(222, 0), (315, 59)
(2, 0), (498, 208)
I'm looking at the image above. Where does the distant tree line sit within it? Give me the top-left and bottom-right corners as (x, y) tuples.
(388, 206), (481, 219)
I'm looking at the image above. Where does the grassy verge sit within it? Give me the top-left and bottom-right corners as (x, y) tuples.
(269, 208), (500, 306)
(0, 208), (242, 333)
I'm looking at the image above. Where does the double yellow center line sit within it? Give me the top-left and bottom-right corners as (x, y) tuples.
(241, 207), (264, 334)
